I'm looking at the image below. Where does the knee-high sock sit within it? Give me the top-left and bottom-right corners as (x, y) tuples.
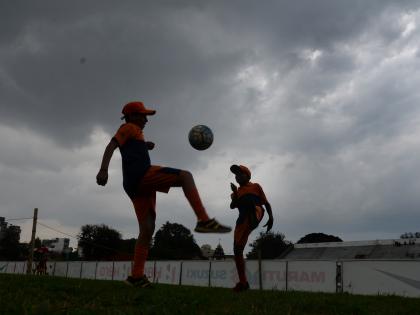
(234, 254), (247, 283)
(132, 242), (149, 278)
(184, 187), (210, 221)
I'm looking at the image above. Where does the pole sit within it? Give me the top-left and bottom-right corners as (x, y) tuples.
(26, 208), (38, 274)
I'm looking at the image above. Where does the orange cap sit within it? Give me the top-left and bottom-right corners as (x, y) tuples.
(230, 164), (251, 179)
(121, 101), (156, 118)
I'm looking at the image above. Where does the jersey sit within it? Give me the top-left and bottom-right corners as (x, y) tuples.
(231, 182), (268, 228)
(113, 123), (151, 198)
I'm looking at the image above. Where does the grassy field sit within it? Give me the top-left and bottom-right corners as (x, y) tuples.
(1, 274), (420, 315)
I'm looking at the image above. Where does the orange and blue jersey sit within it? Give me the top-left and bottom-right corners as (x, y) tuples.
(231, 182), (267, 228)
(113, 123), (151, 198)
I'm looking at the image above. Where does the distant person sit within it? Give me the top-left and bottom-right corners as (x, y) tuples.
(34, 247), (49, 275)
(96, 101), (231, 288)
(229, 165), (273, 292)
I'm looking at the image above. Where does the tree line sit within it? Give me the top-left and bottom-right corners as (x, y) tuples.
(1, 218), (348, 261)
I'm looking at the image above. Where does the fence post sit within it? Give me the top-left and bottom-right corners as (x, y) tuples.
(285, 261), (288, 291)
(79, 262), (83, 279)
(336, 261), (343, 293)
(179, 261), (183, 286)
(94, 261), (98, 280)
(111, 261), (115, 281)
(258, 249), (263, 290)
(208, 260), (212, 287)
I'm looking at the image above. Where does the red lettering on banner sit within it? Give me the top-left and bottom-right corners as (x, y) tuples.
(300, 271), (309, 282)
(155, 267), (162, 279)
(263, 271), (286, 281)
(287, 271), (325, 283)
(311, 272), (325, 283)
(289, 271), (298, 282)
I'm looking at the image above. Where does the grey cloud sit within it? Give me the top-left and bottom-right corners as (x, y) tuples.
(2, 1), (418, 147)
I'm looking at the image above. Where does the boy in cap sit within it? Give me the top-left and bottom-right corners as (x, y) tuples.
(230, 164), (273, 292)
(96, 101), (231, 287)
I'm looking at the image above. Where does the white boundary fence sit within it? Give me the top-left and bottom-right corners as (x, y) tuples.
(1, 260), (419, 298)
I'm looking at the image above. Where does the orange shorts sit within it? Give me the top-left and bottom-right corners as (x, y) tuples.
(234, 206), (264, 249)
(131, 166), (182, 223)
(234, 216), (253, 249)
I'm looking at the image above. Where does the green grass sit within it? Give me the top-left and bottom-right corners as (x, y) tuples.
(1, 274), (419, 315)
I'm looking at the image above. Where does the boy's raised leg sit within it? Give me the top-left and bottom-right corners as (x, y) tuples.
(179, 171), (231, 233)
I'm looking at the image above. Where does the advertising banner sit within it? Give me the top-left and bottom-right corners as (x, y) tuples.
(0, 261), (9, 274)
(6, 262), (16, 274)
(154, 261), (180, 284)
(14, 262), (26, 274)
(245, 260), (260, 290)
(96, 262), (114, 280)
(180, 261), (210, 287)
(209, 260), (236, 288)
(112, 261), (132, 281)
(144, 261), (155, 281)
(67, 262), (82, 278)
(54, 262), (68, 277)
(261, 260), (287, 290)
(342, 260), (420, 298)
(45, 262), (55, 275)
(287, 260), (336, 293)
(81, 262), (97, 279)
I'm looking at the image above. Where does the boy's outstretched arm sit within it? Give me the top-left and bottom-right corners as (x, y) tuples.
(96, 139), (118, 186)
(263, 202), (274, 232)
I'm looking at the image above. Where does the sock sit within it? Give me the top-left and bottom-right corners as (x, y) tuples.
(132, 242), (149, 278)
(234, 254), (247, 284)
(184, 187), (210, 221)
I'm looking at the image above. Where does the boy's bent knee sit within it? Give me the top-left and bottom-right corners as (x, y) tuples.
(180, 170), (193, 180)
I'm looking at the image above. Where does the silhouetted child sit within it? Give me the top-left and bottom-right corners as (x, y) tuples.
(230, 164), (273, 292)
(96, 101), (231, 287)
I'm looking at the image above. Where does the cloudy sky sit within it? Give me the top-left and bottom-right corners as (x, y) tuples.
(1, 1), (420, 254)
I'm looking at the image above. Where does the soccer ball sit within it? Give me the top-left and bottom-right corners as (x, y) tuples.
(188, 125), (213, 150)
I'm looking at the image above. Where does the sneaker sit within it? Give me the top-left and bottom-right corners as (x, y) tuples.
(124, 275), (152, 288)
(194, 218), (232, 233)
(233, 281), (250, 292)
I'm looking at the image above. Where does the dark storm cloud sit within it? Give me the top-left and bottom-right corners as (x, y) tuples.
(1, 1), (418, 148)
(0, 1), (246, 141)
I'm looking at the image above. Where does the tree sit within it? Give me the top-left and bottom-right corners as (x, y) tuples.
(297, 233), (342, 244)
(149, 222), (202, 260)
(115, 238), (137, 260)
(401, 232), (420, 239)
(78, 224), (122, 260)
(213, 244), (225, 260)
(247, 232), (291, 259)
(0, 225), (26, 260)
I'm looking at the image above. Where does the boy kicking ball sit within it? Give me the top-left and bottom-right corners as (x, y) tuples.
(230, 164), (273, 292)
(96, 101), (231, 288)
